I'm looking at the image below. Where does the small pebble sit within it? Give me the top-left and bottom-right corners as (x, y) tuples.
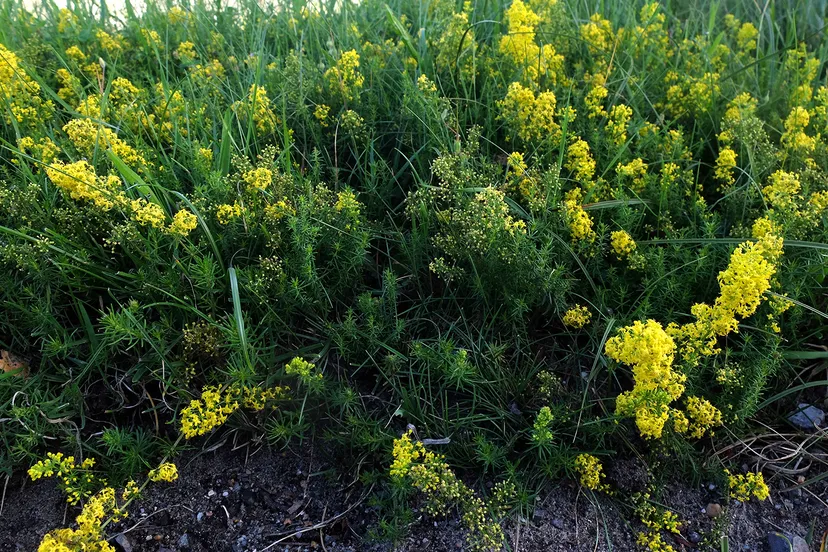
(706, 503), (723, 518)
(551, 518), (565, 530)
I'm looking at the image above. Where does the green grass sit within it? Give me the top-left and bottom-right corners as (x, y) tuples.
(1, 0), (827, 548)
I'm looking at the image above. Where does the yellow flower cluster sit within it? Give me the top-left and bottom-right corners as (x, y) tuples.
(168, 210), (198, 237)
(28, 452), (98, 505)
(616, 158), (647, 193)
(565, 137), (596, 184)
(725, 469), (770, 502)
(17, 136), (60, 164)
(46, 161), (125, 211)
(168, 6), (189, 24)
(683, 396), (723, 438)
(243, 167), (273, 192)
(45, 160), (197, 237)
(580, 13), (615, 56)
(735, 21), (759, 52)
(325, 49), (364, 103)
(314, 104), (330, 126)
(498, 82), (563, 143)
(574, 453), (608, 491)
(335, 189), (361, 219)
(634, 492), (681, 552)
(0, 43), (54, 127)
(147, 462), (178, 482)
(780, 106), (815, 156)
(715, 147), (738, 187)
(97, 29), (123, 54)
(562, 188), (596, 243)
(176, 41), (198, 64)
(668, 227), (783, 363)
(582, 72), (609, 120)
(607, 104), (632, 146)
(38, 487), (121, 552)
(63, 118), (147, 169)
(499, 0), (564, 84)
(130, 198), (167, 229)
(606, 320), (685, 439)
(391, 431), (505, 552)
(232, 85), (279, 134)
(562, 304), (591, 328)
(179, 384), (288, 439)
(610, 230), (636, 259)
(285, 357), (324, 388)
(216, 202), (245, 224)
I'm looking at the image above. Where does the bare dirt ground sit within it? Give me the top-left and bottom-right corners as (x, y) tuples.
(2, 443), (825, 552)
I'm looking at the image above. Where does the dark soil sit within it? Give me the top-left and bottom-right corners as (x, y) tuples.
(2, 443), (826, 552)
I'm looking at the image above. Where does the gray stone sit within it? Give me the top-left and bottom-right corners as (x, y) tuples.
(551, 518), (565, 530)
(768, 532), (809, 552)
(788, 404), (825, 431)
(114, 533), (133, 552)
(177, 534), (190, 549)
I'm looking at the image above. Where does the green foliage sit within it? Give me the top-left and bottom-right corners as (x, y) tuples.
(1, 0), (827, 547)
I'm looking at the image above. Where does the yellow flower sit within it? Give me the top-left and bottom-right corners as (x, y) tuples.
(574, 453), (607, 491)
(167, 6), (189, 24)
(148, 463), (178, 482)
(610, 230), (636, 259)
(616, 158), (647, 193)
(314, 104), (331, 126)
(565, 137), (596, 184)
(563, 188), (596, 243)
(562, 304), (591, 328)
(231, 84), (279, 134)
(65, 45), (87, 63)
(726, 469), (769, 501)
(498, 82), (563, 144)
(606, 320), (685, 439)
(140, 28), (162, 49)
(180, 384), (287, 438)
(168, 210), (198, 237)
(325, 50), (364, 102)
(0, 43), (54, 127)
(684, 396), (722, 438)
(243, 167), (273, 192)
(63, 118), (147, 169)
(215, 202), (244, 224)
(499, 0), (564, 84)
(96, 29), (123, 54)
(607, 104), (632, 145)
(667, 228), (783, 363)
(130, 198), (167, 229)
(580, 13), (615, 55)
(780, 107), (815, 155)
(46, 161), (127, 211)
(715, 147), (738, 186)
(175, 41), (198, 63)
(736, 22), (759, 52)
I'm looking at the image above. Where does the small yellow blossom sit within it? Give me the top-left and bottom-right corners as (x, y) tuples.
(148, 463), (178, 482)
(726, 469), (770, 501)
(574, 453), (608, 491)
(562, 304), (591, 328)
